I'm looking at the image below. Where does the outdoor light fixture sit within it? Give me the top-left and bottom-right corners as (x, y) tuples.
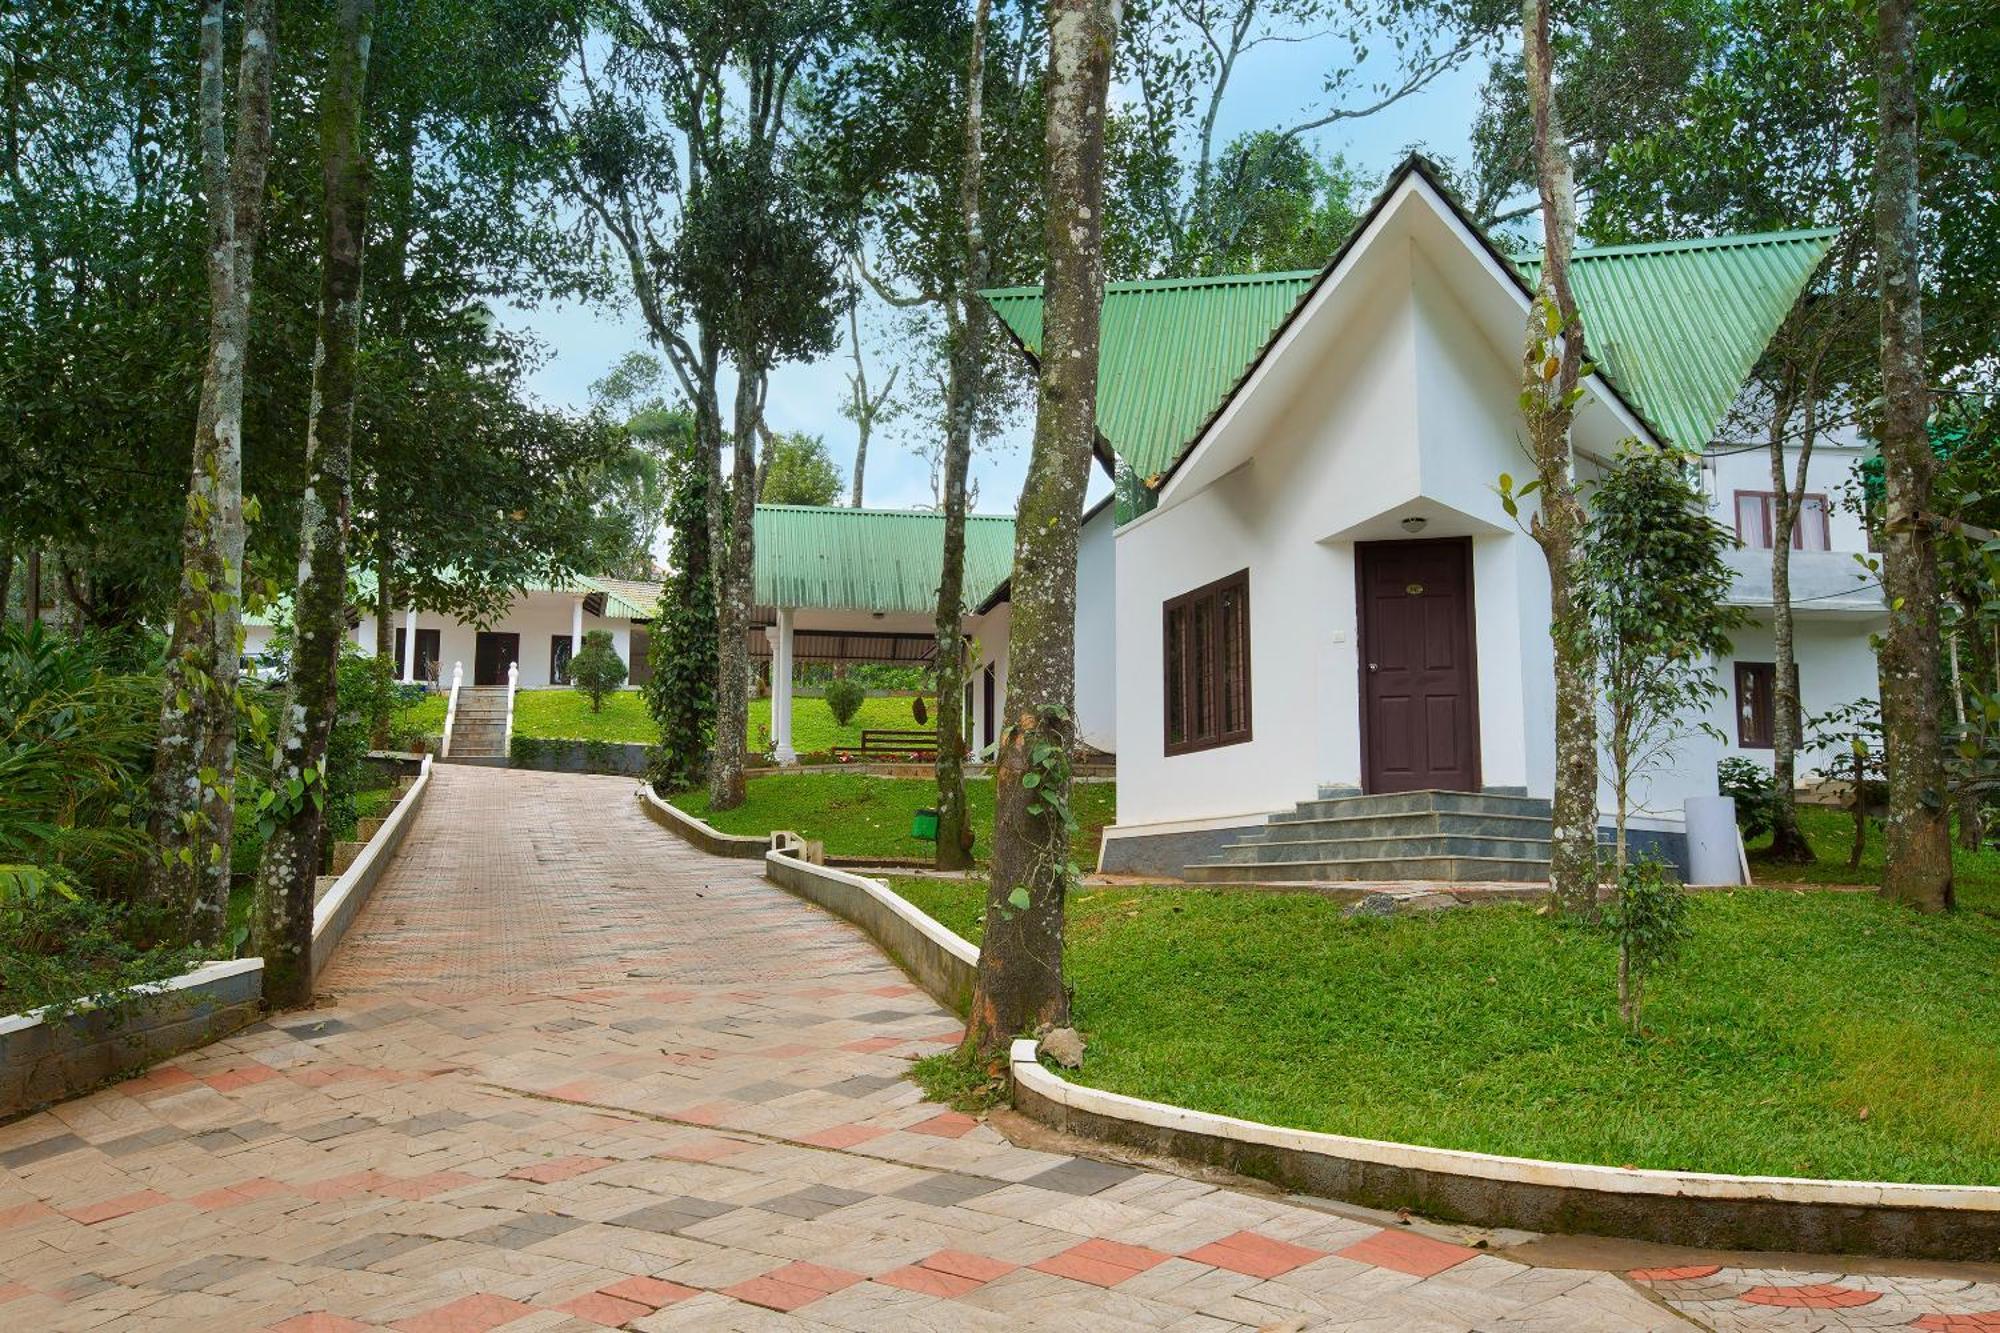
(1400, 515), (1428, 534)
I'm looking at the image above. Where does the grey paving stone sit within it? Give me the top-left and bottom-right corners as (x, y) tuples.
(149, 1256), (268, 1292)
(890, 1172), (1007, 1206)
(303, 1233), (434, 1271)
(760, 1185), (873, 1219)
(609, 1196), (738, 1234)
(825, 1072), (906, 1097)
(459, 1214), (588, 1249)
(291, 1116), (377, 1143)
(1017, 1157), (1142, 1197)
(0, 1132), (85, 1168)
(96, 1127), (185, 1157)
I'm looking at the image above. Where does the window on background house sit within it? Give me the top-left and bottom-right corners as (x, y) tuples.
(1735, 491), (1832, 551)
(550, 635), (574, 686)
(1734, 661), (1802, 749)
(1163, 570), (1252, 756)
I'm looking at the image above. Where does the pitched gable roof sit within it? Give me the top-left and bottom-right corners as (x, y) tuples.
(753, 505), (1016, 615)
(984, 155), (1833, 487)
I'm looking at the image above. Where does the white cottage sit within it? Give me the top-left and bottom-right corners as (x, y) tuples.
(986, 155), (1883, 879)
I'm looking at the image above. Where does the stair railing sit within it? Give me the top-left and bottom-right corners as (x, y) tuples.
(502, 659), (520, 763)
(440, 660), (464, 758)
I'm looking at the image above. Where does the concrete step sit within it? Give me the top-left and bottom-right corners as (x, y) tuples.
(1185, 854), (1552, 884)
(314, 874), (340, 903)
(440, 753), (508, 767)
(1274, 790), (1553, 823)
(329, 840), (366, 874)
(1211, 832), (1552, 865)
(356, 816), (386, 842)
(1236, 810), (1556, 844)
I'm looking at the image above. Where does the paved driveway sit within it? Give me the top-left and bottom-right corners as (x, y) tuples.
(1, 766), (1995, 1331)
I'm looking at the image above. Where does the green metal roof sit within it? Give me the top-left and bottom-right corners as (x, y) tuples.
(753, 505), (1017, 615)
(985, 270), (1319, 484)
(984, 226), (1833, 483)
(1517, 228), (1837, 453)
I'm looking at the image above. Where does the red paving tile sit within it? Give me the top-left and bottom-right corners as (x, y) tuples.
(1627, 1264), (1723, 1281)
(905, 1111), (978, 1138)
(721, 1276), (830, 1312)
(763, 1261), (864, 1294)
(202, 1063), (280, 1092)
(1183, 1229), (1328, 1278)
(798, 1123), (890, 1149)
(1031, 1239), (1171, 1288)
(63, 1189), (170, 1226)
(1336, 1228), (1482, 1278)
(1913, 1315), (2000, 1330)
(553, 1291), (650, 1326)
(0, 1283), (37, 1306)
(390, 1292), (539, 1332)
(922, 1250), (1017, 1283)
(597, 1275), (700, 1308)
(876, 1264), (984, 1298)
(118, 1065), (198, 1094)
(0, 1201), (59, 1230)
(1740, 1283), (1882, 1309)
(840, 1036), (903, 1053)
(505, 1155), (614, 1183)
(669, 1100), (736, 1126)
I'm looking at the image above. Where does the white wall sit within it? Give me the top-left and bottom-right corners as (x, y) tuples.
(1702, 437), (1872, 555)
(1073, 501), (1117, 753)
(248, 589), (639, 690)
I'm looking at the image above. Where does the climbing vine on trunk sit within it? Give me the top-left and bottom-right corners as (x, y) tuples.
(966, 0), (1122, 1056)
(251, 0), (375, 1008)
(147, 0), (275, 949)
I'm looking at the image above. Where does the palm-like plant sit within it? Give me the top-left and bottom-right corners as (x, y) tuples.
(0, 625), (157, 914)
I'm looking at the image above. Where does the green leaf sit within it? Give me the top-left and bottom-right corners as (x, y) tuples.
(1007, 887), (1031, 910)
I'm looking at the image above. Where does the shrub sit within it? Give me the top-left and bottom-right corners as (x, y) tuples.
(1598, 856), (1692, 1037)
(0, 891), (200, 1017)
(569, 629), (627, 712)
(822, 676), (865, 727)
(1717, 756), (1778, 841)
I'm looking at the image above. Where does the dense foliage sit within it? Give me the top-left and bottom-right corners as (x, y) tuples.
(568, 630), (628, 713)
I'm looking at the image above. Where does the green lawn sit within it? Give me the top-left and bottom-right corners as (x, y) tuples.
(888, 875), (2000, 1185)
(1748, 803), (2000, 912)
(396, 689), (935, 752)
(674, 773), (1115, 865)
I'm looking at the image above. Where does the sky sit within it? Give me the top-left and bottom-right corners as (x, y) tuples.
(497, 22), (1498, 521)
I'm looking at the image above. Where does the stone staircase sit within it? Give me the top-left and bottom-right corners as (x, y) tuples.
(1184, 789), (1554, 884)
(443, 686), (510, 766)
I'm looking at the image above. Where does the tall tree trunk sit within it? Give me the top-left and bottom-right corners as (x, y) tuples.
(966, 0), (1121, 1055)
(1949, 626), (1982, 849)
(0, 547), (12, 623)
(371, 531), (394, 747)
(1873, 0), (1952, 912)
(708, 370), (761, 811)
(147, 0), (275, 947)
(23, 550), (39, 626)
(1519, 0), (1598, 915)
(1765, 364), (1817, 862)
(934, 0), (991, 873)
(252, 0), (375, 1006)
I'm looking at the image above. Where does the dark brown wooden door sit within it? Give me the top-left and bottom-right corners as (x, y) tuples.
(474, 631), (519, 686)
(1358, 539), (1479, 793)
(982, 666), (997, 747)
(395, 628), (440, 682)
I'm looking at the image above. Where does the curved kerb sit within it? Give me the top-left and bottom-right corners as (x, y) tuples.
(755, 848), (2000, 1262)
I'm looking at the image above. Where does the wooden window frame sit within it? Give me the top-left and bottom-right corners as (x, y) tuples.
(1163, 569), (1252, 757)
(551, 635), (574, 686)
(1736, 660), (1784, 748)
(1734, 490), (1832, 551)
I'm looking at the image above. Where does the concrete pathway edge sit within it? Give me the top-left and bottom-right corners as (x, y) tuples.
(762, 848), (2000, 1262)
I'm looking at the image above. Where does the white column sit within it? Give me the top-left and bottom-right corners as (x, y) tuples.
(401, 606), (418, 684)
(770, 608), (797, 765)
(569, 597), (584, 682)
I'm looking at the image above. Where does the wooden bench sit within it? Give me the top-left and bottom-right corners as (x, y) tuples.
(830, 728), (939, 760)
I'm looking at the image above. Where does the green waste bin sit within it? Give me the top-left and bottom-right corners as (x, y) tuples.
(911, 807), (939, 840)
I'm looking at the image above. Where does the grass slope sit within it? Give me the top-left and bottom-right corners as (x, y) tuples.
(675, 773), (1115, 866)
(886, 876), (2000, 1185)
(396, 690), (935, 750)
